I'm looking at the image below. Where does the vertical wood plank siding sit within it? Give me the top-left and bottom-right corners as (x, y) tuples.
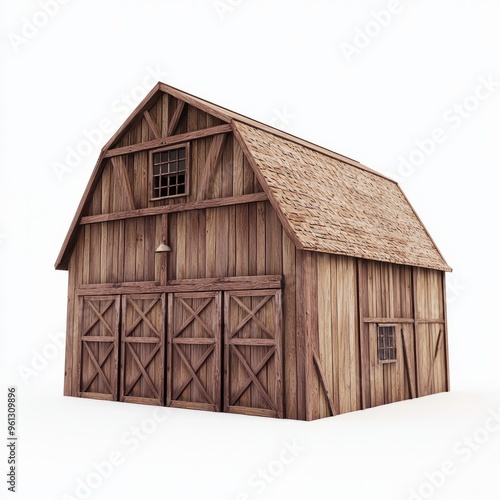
(312, 254), (359, 418)
(63, 94), (298, 412)
(62, 93), (449, 420)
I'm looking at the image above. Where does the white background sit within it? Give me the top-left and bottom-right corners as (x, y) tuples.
(1, 1), (499, 499)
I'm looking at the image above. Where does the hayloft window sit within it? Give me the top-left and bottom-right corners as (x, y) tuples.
(151, 144), (189, 199)
(377, 325), (396, 363)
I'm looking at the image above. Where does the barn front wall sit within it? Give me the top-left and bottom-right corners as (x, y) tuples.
(64, 202), (302, 419)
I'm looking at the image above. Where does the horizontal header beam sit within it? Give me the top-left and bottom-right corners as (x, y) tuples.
(80, 193), (269, 225)
(77, 275), (283, 295)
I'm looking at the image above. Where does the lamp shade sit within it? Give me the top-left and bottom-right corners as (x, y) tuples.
(155, 242), (171, 253)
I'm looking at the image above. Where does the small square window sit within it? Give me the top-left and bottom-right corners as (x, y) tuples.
(377, 325), (396, 363)
(151, 144), (189, 200)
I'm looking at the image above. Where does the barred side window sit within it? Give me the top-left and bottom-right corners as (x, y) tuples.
(377, 325), (396, 363)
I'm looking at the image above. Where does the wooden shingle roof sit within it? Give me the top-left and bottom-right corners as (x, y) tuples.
(233, 121), (451, 272)
(56, 83), (451, 272)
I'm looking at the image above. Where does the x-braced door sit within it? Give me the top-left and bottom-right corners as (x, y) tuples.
(78, 295), (120, 400)
(120, 294), (165, 405)
(224, 290), (283, 418)
(167, 292), (222, 411)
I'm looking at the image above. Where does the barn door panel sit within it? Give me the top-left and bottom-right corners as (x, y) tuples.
(224, 290), (283, 418)
(168, 292), (222, 411)
(120, 294), (165, 405)
(78, 295), (120, 401)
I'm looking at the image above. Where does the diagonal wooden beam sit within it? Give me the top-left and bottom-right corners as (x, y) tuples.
(143, 110), (161, 140)
(174, 344), (214, 405)
(172, 344), (215, 400)
(426, 329), (443, 394)
(86, 300), (115, 336)
(312, 349), (336, 417)
(177, 298), (214, 338)
(126, 343), (160, 399)
(167, 100), (186, 136)
(82, 343), (114, 393)
(230, 348), (274, 405)
(111, 157), (136, 210)
(81, 313), (103, 338)
(124, 343), (161, 397)
(232, 345), (276, 411)
(197, 134), (227, 201)
(123, 298), (158, 337)
(127, 298), (161, 337)
(230, 295), (274, 339)
(81, 343), (114, 393)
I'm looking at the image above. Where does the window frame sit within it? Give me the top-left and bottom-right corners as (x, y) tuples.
(377, 323), (397, 364)
(149, 142), (190, 201)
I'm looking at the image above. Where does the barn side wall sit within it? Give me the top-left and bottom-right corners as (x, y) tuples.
(310, 256), (449, 420)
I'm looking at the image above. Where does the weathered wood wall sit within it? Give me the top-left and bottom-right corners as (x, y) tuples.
(85, 95), (262, 216)
(309, 257), (448, 420)
(295, 252), (360, 420)
(413, 267), (448, 397)
(64, 220), (298, 418)
(62, 92), (448, 420)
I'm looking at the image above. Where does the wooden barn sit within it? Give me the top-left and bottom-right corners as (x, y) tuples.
(55, 82), (451, 420)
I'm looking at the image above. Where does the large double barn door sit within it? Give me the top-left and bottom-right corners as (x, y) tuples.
(166, 289), (283, 416)
(78, 294), (165, 404)
(78, 288), (283, 416)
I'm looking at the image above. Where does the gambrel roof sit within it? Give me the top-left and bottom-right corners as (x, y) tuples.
(56, 82), (451, 272)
